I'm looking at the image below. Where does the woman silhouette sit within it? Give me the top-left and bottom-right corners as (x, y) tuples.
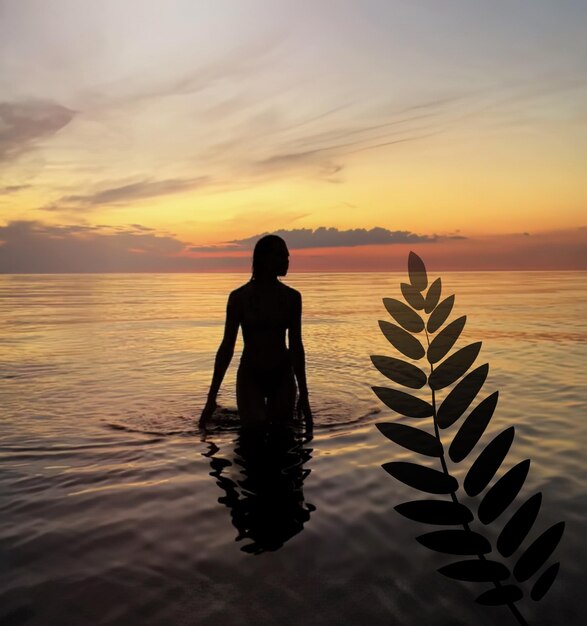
(199, 235), (312, 429)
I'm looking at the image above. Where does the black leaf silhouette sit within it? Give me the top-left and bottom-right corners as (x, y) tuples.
(437, 364), (489, 429)
(478, 460), (530, 524)
(464, 427), (515, 497)
(371, 386), (433, 418)
(382, 462), (457, 494)
(376, 423), (442, 457)
(383, 298), (425, 333)
(530, 563), (560, 601)
(424, 277), (441, 313)
(372, 251), (565, 625)
(401, 282), (426, 309)
(449, 391), (499, 463)
(408, 251), (428, 291)
(394, 500), (473, 525)
(477, 586), (524, 606)
(513, 522), (565, 583)
(497, 493), (542, 558)
(416, 529), (491, 555)
(438, 559), (510, 582)
(427, 294), (455, 333)
(370, 355), (427, 389)
(379, 320), (425, 359)
(427, 315), (466, 364)
(428, 341), (482, 390)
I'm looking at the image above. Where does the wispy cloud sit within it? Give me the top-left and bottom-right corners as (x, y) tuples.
(42, 176), (211, 211)
(34, 94), (467, 212)
(116, 37), (279, 105)
(0, 100), (76, 162)
(216, 97), (467, 182)
(0, 184), (30, 195)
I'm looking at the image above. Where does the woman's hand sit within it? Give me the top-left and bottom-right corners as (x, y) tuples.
(296, 391), (313, 424)
(199, 396), (217, 428)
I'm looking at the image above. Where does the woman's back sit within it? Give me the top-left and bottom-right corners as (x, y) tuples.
(234, 280), (298, 369)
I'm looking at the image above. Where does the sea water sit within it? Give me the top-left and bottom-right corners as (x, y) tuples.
(0, 271), (585, 625)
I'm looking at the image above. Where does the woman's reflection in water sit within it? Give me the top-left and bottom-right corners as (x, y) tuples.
(203, 422), (316, 554)
(199, 234), (315, 552)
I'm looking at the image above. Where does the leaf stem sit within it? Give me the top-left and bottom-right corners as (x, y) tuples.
(424, 328), (528, 626)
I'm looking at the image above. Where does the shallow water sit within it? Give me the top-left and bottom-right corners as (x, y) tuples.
(0, 271), (585, 625)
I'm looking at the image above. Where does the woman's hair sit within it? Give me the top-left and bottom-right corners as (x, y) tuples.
(251, 234), (287, 279)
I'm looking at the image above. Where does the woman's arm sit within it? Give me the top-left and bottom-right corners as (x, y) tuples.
(199, 291), (240, 426)
(289, 290), (312, 422)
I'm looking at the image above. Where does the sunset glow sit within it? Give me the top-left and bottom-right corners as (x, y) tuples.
(1, 1), (585, 271)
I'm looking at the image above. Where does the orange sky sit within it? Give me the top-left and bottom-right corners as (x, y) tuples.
(1, 1), (585, 272)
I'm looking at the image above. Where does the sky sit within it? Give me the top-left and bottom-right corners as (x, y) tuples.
(1, 0), (585, 272)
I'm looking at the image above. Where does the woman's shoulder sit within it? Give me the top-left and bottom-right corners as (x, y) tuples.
(279, 283), (301, 306)
(231, 280), (300, 305)
(282, 283), (301, 301)
(227, 283), (250, 310)
(230, 281), (252, 297)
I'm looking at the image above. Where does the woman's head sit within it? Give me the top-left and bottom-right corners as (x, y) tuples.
(252, 235), (289, 280)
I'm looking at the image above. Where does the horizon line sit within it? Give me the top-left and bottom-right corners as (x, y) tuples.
(1, 269), (585, 276)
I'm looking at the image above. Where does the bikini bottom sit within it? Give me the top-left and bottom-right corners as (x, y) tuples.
(237, 355), (296, 399)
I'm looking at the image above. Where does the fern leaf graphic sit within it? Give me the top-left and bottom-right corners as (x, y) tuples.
(372, 252), (565, 626)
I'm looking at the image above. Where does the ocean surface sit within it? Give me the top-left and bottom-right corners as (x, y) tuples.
(0, 271), (585, 626)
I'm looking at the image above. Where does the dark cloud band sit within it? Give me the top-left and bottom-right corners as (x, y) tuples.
(190, 226), (466, 253)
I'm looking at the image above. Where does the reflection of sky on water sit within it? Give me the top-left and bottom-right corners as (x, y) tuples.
(0, 271), (585, 625)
